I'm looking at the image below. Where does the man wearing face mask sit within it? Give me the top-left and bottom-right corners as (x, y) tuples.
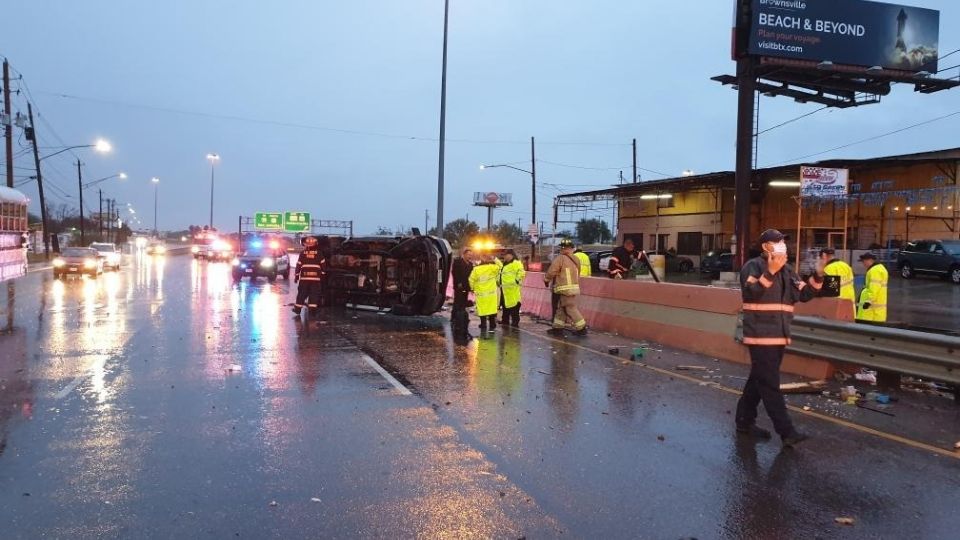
(736, 229), (823, 447)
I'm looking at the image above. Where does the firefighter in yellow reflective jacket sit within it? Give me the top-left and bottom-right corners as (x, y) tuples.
(545, 239), (587, 337)
(857, 252), (888, 322)
(574, 248), (592, 277)
(819, 248), (855, 318)
(499, 250), (526, 327)
(469, 251), (501, 333)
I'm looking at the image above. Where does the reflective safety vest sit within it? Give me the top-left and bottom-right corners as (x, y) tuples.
(857, 263), (889, 322)
(469, 262), (501, 317)
(545, 252), (581, 296)
(574, 251), (592, 277)
(823, 259), (856, 317)
(499, 259), (526, 309)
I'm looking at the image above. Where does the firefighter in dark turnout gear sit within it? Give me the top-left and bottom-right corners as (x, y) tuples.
(293, 236), (325, 315)
(736, 229), (823, 447)
(608, 238), (636, 279)
(451, 247), (475, 338)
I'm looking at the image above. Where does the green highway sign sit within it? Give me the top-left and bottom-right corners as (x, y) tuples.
(254, 212), (283, 230)
(283, 211), (311, 233)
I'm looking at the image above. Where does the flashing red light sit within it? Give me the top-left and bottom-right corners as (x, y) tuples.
(269, 240), (280, 250)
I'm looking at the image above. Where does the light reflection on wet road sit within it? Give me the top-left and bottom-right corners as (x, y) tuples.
(0, 252), (958, 538)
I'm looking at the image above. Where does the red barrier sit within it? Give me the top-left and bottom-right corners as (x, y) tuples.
(523, 273), (853, 379)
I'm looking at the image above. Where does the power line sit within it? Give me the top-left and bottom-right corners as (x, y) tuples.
(37, 90), (632, 147)
(537, 158), (673, 178)
(755, 105), (829, 137)
(766, 109), (960, 166)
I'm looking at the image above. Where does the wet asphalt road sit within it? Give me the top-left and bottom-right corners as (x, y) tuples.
(1, 252), (959, 539)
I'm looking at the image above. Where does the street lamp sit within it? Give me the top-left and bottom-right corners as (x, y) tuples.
(151, 177), (160, 237)
(57, 139), (113, 246)
(206, 153), (220, 228)
(481, 148), (539, 259)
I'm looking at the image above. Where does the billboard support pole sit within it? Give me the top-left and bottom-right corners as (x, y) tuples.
(733, 57), (756, 269)
(795, 192), (803, 270)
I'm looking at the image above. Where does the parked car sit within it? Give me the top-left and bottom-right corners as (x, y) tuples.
(586, 250), (613, 275)
(897, 240), (960, 284)
(644, 251), (695, 273)
(52, 247), (103, 279)
(701, 250), (733, 278)
(89, 242), (122, 270)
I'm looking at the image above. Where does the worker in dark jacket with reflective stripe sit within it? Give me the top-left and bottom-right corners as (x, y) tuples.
(736, 229), (823, 447)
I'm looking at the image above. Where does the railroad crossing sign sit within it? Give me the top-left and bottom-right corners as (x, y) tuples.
(254, 212), (283, 230)
(283, 211), (311, 233)
(528, 223), (539, 242)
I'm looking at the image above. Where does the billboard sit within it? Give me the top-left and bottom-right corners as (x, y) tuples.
(744, 0), (940, 72)
(800, 166), (849, 198)
(472, 192), (513, 207)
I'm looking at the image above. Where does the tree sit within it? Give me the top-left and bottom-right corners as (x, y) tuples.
(374, 226), (394, 235)
(575, 219), (612, 244)
(441, 218), (480, 248)
(492, 220), (523, 245)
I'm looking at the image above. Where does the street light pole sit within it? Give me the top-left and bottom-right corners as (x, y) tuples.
(77, 159), (85, 245)
(435, 0), (450, 235)
(151, 177), (160, 236)
(531, 136), (537, 261)
(206, 153), (219, 228)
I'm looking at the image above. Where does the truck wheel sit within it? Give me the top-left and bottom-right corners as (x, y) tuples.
(951, 266), (960, 285)
(900, 263), (914, 279)
(679, 261), (693, 273)
(268, 274), (277, 283)
(285, 267), (291, 280)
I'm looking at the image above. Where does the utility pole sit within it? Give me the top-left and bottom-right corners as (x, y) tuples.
(435, 0), (450, 234)
(3, 59), (13, 188)
(531, 136), (537, 261)
(99, 189), (103, 239)
(733, 57), (757, 269)
(632, 138), (638, 183)
(26, 103), (50, 258)
(77, 159), (86, 245)
(424, 209), (429, 234)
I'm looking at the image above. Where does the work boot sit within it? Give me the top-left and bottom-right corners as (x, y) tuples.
(546, 328), (565, 337)
(291, 306), (302, 315)
(573, 327), (588, 337)
(489, 319), (497, 330)
(479, 321), (487, 333)
(782, 432), (809, 448)
(736, 425), (772, 440)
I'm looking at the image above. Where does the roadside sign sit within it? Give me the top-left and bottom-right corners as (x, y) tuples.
(800, 167), (849, 199)
(283, 211), (311, 232)
(254, 212), (283, 230)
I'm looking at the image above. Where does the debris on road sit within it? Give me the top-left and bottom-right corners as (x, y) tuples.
(856, 402), (895, 417)
(834, 517), (856, 526)
(676, 365), (708, 372)
(854, 370), (877, 384)
(311, 497), (322, 503)
(780, 380), (827, 394)
(954, 441), (960, 451)
(657, 435), (665, 441)
(269, 500), (278, 507)
(226, 364), (242, 372)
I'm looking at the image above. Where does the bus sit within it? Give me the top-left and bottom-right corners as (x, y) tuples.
(0, 186), (29, 282)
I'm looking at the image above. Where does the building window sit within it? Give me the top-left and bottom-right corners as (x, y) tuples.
(677, 232), (703, 256)
(657, 234), (669, 252)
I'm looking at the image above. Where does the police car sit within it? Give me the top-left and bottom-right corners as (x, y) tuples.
(231, 239), (291, 282)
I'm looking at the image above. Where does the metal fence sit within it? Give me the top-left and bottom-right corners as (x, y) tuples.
(788, 316), (960, 386)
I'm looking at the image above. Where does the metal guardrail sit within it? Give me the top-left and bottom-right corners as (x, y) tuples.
(788, 316), (960, 386)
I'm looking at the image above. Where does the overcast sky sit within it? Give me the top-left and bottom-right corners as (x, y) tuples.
(4, 0), (959, 234)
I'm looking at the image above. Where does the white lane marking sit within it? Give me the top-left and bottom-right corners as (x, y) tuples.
(360, 353), (412, 396)
(27, 265), (53, 274)
(54, 375), (85, 400)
